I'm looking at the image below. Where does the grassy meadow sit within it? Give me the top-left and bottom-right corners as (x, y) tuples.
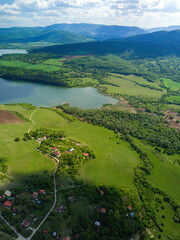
(104, 74), (163, 98)
(0, 60), (60, 72)
(163, 78), (180, 91)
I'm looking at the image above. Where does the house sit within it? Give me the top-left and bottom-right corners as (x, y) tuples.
(100, 208), (106, 214)
(4, 190), (11, 197)
(22, 220), (30, 228)
(40, 190), (46, 194)
(69, 148), (75, 152)
(57, 206), (63, 213)
(53, 232), (57, 237)
(99, 190), (104, 195)
(127, 206), (132, 211)
(3, 200), (12, 208)
(95, 221), (101, 226)
(42, 136), (47, 141)
(64, 237), (70, 240)
(54, 151), (60, 157)
(0, 195), (5, 200)
(53, 147), (57, 150)
(37, 200), (41, 205)
(83, 153), (89, 157)
(32, 192), (38, 198)
(130, 213), (135, 218)
(68, 197), (74, 202)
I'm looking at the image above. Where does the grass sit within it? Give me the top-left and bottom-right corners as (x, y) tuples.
(0, 60), (60, 72)
(104, 75), (163, 98)
(62, 121), (140, 190)
(167, 95), (180, 102)
(42, 58), (65, 67)
(163, 78), (180, 91)
(0, 106), (55, 181)
(134, 139), (180, 202)
(155, 195), (180, 239)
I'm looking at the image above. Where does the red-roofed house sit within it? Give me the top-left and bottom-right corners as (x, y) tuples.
(64, 237), (71, 240)
(3, 200), (12, 208)
(40, 190), (46, 194)
(32, 192), (38, 198)
(22, 220), (30, 228)
(100, 208), (106, 214)
(127, 206), (132, 211)
(53, 147), (57, 150)
(83, 153), (89, 157)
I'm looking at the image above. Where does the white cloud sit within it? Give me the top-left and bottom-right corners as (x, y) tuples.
(0, 0), (180, 27)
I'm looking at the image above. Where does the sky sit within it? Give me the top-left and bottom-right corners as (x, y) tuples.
(0, 0), (180, 28)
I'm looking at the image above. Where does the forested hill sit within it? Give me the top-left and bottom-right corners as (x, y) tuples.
(125, 30), (180, 45)
(31, 39), (180, 58)
(0, 27), (92, 44)
(45, 23), (146, 40)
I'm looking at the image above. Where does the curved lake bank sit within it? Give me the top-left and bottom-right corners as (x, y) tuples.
(0, 78), (118, 109)
(0, 49), (27, 56)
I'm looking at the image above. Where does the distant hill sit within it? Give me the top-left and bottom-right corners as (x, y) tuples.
(45, 23), (146, 40)
(124, 30), (180, 45)
(148, 25), (180, 33)
(0, 27), (92, 45)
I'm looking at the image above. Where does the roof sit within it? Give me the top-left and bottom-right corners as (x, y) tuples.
(100, 190), (104, 195)
(127, 206), (132, 211)
(4, 190), (11, 197)
(69, 148), (75, 152)
(53, 147), (57, 150)
(40, 190), (45, 194)
(83, 153), (89, 157)
(33, 192), (38, 197)
(95, 221), (101, 226)
(22, 220), (30, 228)
(4, 200), (12, 207)
(54, 151), (59, 155)
(64, 237), (71, 240)
(100, 208), (106, 214)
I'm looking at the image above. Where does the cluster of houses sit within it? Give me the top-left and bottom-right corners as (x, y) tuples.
(127, 205), (135, 218)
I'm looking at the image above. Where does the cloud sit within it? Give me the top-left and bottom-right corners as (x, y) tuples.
(0, 0), (180, 28)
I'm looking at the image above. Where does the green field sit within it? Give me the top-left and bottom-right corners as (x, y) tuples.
(0, 60), (60, 72)
(42, 58), (65, 67)
(167, 95), (180, 102)
(134, 139), (180, 202)
(104, 75), (163, 98)
(163, 78), (180, 91)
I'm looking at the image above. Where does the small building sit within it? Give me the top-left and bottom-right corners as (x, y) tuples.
(37, 200), (41, 205)
(42, 136), (47, 141)
(54, 151), (60, 157)
(4, 200), (12, 208)
(130, 213), (135, 218)
(4, 190), (11, 197)
(83, 153), (89, 157)
(40, 190), (46, 194)
(64, 237), (70, 240)
(69, 148), (75, 152)
(22, 220), (30, 228)
(99, 190), (104, 195)
(95, 221), (101, 226)
(100, 208), (106, 214)
(68, 197), (74, 202)
(57, 206), (63, 213)
(32, 192), (38, 198)
(53, 147), (57, 150)
(127, 206), (132, 211)
(53, 232), (57, 237)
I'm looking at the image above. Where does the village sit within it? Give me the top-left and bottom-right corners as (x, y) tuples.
(0, 128), (138, 240)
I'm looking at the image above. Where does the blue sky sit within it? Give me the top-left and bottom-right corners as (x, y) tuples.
(0, 0), (180, 28)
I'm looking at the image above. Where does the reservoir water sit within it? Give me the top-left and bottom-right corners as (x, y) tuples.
(0, 49), (118, 109)
(0, 78), (118, 109)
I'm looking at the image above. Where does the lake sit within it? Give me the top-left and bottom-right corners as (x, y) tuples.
(0, 78), (118, 109)
(0, 49), (27, 56)
(0, 49), (118, 108)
